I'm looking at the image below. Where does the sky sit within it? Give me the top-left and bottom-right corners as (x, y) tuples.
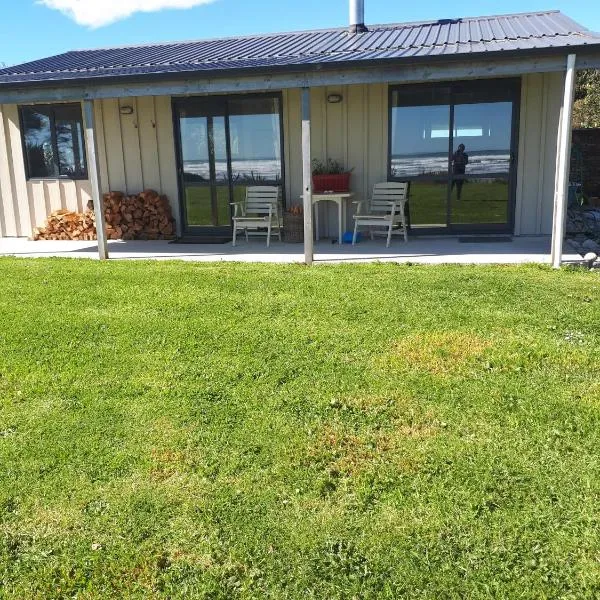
(0, 0), (599, 67)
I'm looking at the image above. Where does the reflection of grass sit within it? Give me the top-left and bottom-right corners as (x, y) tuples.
(185, 185), (279, 228)
(185, 187), (244, 227)
(410, 181), (509, 226)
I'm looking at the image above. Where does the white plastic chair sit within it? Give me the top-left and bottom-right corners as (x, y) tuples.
(352, 182), (409, 248)
(231, 186), (282, 247)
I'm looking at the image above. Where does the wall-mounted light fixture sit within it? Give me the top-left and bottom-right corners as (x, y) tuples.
(327, 93), (343, 104)
(119, 105), (134, 115)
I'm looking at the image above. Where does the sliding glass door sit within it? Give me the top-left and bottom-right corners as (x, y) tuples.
(389, 79), (520, 233)
(173, 94), (283, 239)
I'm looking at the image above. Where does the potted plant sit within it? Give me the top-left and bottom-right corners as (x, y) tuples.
(312, 158), (353, 193)
(284, 204), (304, 243)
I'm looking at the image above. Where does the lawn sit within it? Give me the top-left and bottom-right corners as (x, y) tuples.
(0, 259), (599, 598)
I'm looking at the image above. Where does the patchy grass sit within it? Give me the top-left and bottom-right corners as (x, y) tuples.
(0, 259), (599, 598)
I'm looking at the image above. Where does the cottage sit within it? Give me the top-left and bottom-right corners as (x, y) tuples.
(0, 1), (599, 265)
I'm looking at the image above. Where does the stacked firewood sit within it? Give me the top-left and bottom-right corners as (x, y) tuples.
(32, 190), (175, 241)
(32, 209), (97, 241)
(101, 190), (175, 240)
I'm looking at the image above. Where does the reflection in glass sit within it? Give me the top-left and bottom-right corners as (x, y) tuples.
(408, 181), (449, 228)
(175, 95), (283, 233)
(180, 116), (210, 182)
(22, 107), (58, 178)
(54, 104), (86, 177)
(451, 177), (510, 225)
(228, 97), (281, 185)
(450, 102), (512, 226)
(390, 105), (450, 178)
(452, 103), (512, 176)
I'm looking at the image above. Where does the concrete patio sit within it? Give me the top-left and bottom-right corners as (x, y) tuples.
(0, 235), (582, 264)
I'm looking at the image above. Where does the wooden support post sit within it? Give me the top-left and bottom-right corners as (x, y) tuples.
(551, 54), (577, 269)
(301, 87), (313, 266)
(82, 99), (108, 260)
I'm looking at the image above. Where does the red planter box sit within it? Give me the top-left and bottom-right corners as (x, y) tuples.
(312, 173), (351, 193)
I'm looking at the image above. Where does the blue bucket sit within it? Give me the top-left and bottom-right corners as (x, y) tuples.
(342, 231), (360, 244)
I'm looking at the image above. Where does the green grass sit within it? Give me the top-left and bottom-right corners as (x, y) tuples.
(410, 181), (509, 226)
(1, 259), (599, 598)
(185, 185), (247, 228)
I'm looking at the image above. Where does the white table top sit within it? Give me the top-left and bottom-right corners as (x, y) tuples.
(299, 192), (355, 202)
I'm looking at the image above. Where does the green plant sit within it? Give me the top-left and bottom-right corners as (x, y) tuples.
(311, 158), (352, 175)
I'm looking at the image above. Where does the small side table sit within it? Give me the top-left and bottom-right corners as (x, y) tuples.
(300, 192), (354, 244)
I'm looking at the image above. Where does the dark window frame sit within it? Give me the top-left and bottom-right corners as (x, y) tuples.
(19, 103), (88, 181)
(387, 78), (522, 235)
(171, 92), (286, 237)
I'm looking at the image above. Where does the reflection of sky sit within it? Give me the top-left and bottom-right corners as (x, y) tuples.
(180, 114), (281, 162)
(391, 102), (512, 157)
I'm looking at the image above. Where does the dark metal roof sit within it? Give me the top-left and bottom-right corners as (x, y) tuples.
(1, 10), (599, 87)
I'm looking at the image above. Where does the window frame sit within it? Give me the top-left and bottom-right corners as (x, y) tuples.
(19, 102), (88, 181)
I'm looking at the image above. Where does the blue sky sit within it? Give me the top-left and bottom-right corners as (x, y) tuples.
(1, 0), (599, 67)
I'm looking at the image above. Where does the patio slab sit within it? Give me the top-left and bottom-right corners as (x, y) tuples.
(0, 236), (582, 265)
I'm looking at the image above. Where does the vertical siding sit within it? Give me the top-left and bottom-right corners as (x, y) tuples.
(515, 72), (563, 235)
(0, 104), (18, 236)
(285, 83), (389, 237)
(0, 79), (566, 239)
(0, 96), (179, 238)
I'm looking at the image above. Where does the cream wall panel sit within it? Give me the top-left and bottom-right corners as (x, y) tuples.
(62, 180), (80, 213)
(288, 83), (389, 237)
(93, 101), (110, 194)
(4, 104), (32, 236)
(540, 72), (563, 235)
(0, 105), (18, 236)
(101, 98), (127, 192)
(28, 181), (48, 227)
(45, 181), (63, 213)
(118, 98), (144, 193)
(154, 95), (179, 231)
(516, 72), (563, 235)
(282, 88), (302, 207)
(137, 96), (161, 192)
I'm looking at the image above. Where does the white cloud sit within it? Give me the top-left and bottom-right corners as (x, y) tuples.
(38, 0), (217, 28)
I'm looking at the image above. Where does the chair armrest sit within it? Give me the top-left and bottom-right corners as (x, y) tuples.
(353, 200), (365, 215)
(230, 201), (244, 217)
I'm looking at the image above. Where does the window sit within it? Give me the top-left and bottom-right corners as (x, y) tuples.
(20, 104), (87, 179)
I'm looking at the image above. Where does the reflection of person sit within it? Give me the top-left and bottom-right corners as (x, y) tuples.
(451, 144), (469, 200)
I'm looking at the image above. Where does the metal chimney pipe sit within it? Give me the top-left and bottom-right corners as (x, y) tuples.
(349, 0), (367, 33)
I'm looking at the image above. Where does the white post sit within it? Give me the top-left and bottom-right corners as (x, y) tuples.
(82, 99), (108, 260)
(301, 87), (313, 266)
(551, 54), (577, 269)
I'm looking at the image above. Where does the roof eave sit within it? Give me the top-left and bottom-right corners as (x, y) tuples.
(1, 44), (600, 93)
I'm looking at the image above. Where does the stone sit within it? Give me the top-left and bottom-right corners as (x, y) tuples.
(582, 239), (600, 252)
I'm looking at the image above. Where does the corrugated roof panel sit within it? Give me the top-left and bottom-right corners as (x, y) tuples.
(1, 10), (599, 86)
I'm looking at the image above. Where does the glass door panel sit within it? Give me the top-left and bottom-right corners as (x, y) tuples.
(228, 97), (283, 204)
(450, 102), (513, 227)
(211, 116), (231, 227)
(174, 95), (283, 238)
(389, 80), (520, 234)
(390, 103), (450, 228)
(179, 115), (212, 227)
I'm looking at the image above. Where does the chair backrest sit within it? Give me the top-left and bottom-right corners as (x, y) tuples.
(245, 186), (280, 216)
(370, 182), (409, 215)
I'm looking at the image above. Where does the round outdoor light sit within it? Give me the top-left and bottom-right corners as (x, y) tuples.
(327, 93), (343, 104)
